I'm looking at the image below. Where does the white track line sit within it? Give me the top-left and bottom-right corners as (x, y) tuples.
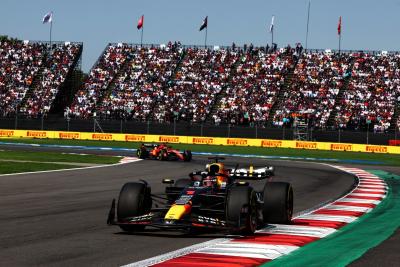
(0, 158), (142, 177)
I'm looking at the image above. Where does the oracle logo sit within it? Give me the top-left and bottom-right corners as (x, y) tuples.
(159, 136), (180, 143)
(331, 144), (352, 151)
(59, 132), (80, 139)
(27, 131), (47, 138)
(125, 135), (145, 142)
(227, 139), (248, 146)
(366, 145), (388, 153)
(296, 141), (317, 149)
(192, 137), (214, 144)
(261, 140), (282, 147)
(91, 134), (113, 140)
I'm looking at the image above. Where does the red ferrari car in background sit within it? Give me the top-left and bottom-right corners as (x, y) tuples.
(136, 143), (192, 162)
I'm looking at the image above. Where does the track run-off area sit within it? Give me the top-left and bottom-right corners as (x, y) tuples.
(0, 145), (398, 267)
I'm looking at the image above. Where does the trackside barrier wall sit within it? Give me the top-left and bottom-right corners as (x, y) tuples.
(0, 129), (399, 155)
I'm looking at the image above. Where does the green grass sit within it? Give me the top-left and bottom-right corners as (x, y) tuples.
(1, 137), (400, 166)
(0, 149), (121, 164)
(0, 162), (80, 174)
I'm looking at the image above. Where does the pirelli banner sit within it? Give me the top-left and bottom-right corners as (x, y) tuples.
(0, 129), (399, 154)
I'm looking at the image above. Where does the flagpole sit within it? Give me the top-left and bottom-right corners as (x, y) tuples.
(204, 26), (208, 49)
(49, 20), (53, 54)
(140, 25), (144, 47)
(305, 0), (311, 51)
(339, 33), (341, 54)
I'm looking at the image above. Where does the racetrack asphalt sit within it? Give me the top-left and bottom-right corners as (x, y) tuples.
(0, 144), (397, 266)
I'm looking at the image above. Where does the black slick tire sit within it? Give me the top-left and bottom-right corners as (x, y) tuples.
(226, 185), (257, 235)
(263, 182), (293, 224)
(117, 182), (152, 232)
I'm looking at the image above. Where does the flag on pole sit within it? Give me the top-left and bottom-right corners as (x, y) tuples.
(337, 16), (342, 35)
(199, 16), (208, 31)
(269, 15), (275, 33)
(42, 11), (53, 24)
(137, 15), (144, 30)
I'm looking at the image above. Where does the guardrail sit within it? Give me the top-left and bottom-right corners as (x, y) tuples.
(0, 129), (399, 154)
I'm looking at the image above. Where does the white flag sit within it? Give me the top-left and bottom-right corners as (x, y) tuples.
(269, 15), (275, 33)
(42, 11), (53, 24)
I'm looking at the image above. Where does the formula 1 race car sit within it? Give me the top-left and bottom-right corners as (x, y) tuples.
(136, 143), (192, 162)
(107, 157), (292, 235)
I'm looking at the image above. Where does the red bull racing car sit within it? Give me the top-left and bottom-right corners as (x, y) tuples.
(107, 157), (292, 235)
(136, 143), (192, 162)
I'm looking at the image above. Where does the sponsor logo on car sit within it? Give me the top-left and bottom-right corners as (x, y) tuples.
(261, 140), (282, 147)
(27, 131), (47, 138)
(192, 137), (214, 144)
(59, 132), (80, 139)
(91, 133), (113, 140)
(159, 136), (180, 143)
(0, 130), (14, 137)
(331, 144), (352, 151)
(227, 139), (248, 146)
(366, 145), (388, 153)
(296, 141), (317, 149)
(125, 135), (145, 142)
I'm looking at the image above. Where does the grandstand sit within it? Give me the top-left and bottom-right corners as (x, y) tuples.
(0, 37), (83, 118)
(0, 37), (399, 143)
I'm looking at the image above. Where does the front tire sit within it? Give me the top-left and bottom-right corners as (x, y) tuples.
(263, 182), (293, 224)
(117, 182), (152, 232)
(226, 186), (257, 235)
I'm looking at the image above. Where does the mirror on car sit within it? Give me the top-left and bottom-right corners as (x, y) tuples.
(162, 179), (175, 184)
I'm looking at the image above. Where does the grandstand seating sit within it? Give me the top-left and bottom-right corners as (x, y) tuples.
(1, 38), (399, 131)
(334, 53), (400, 132)
(99, 42), (183, 121)
(0, 40), (45, 116)
(20, 43), (82, 117)
(213, 47), (294, 126)
(272, 52), (352, 128)
(70, 43), (134, 118)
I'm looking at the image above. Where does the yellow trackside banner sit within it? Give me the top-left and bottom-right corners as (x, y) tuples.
(0, 129), (399, 154)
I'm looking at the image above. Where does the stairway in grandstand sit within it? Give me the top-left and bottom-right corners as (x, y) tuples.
(205, 53), (242, 123)
(95, 54), (133, 114)
(389, 103), (400, 131)
(49, 44), (83, 114)
(266, 57), (298, 126)
(326, 61), (355, 128)
(146, 49), (187, 121)
(18, 58), (47, 112)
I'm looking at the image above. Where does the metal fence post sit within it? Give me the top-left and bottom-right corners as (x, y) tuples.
(173, 118), (176, 136)
(41, 115), (44, 130)
(120, 119), (123, 133)
(67, 117), (70, 131)
(227, 124), (231, 137)
(338, 127), (341, 143)
(14, 114), (18, 130)
(200, 122), (204, 137)
(366, 123), (370, 144)
(282, 126), (285, 140)
(93, 118), (96, 132)
(255, 124), (258, 139)
(147, 120), (150, 135)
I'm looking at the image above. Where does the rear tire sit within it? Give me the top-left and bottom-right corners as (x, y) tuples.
(263, 182), (293, 224)
(226, 186), (257, 235)
(117, 182), (152, 232)
(136, 147), (147, 159)
(183, 150), (192, 162)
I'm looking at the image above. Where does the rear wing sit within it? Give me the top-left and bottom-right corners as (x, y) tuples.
(229, 166), (274, 180)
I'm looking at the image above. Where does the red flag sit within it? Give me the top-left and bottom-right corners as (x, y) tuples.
(337, 16), (342, 35)
(137, 15), (144, 30)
